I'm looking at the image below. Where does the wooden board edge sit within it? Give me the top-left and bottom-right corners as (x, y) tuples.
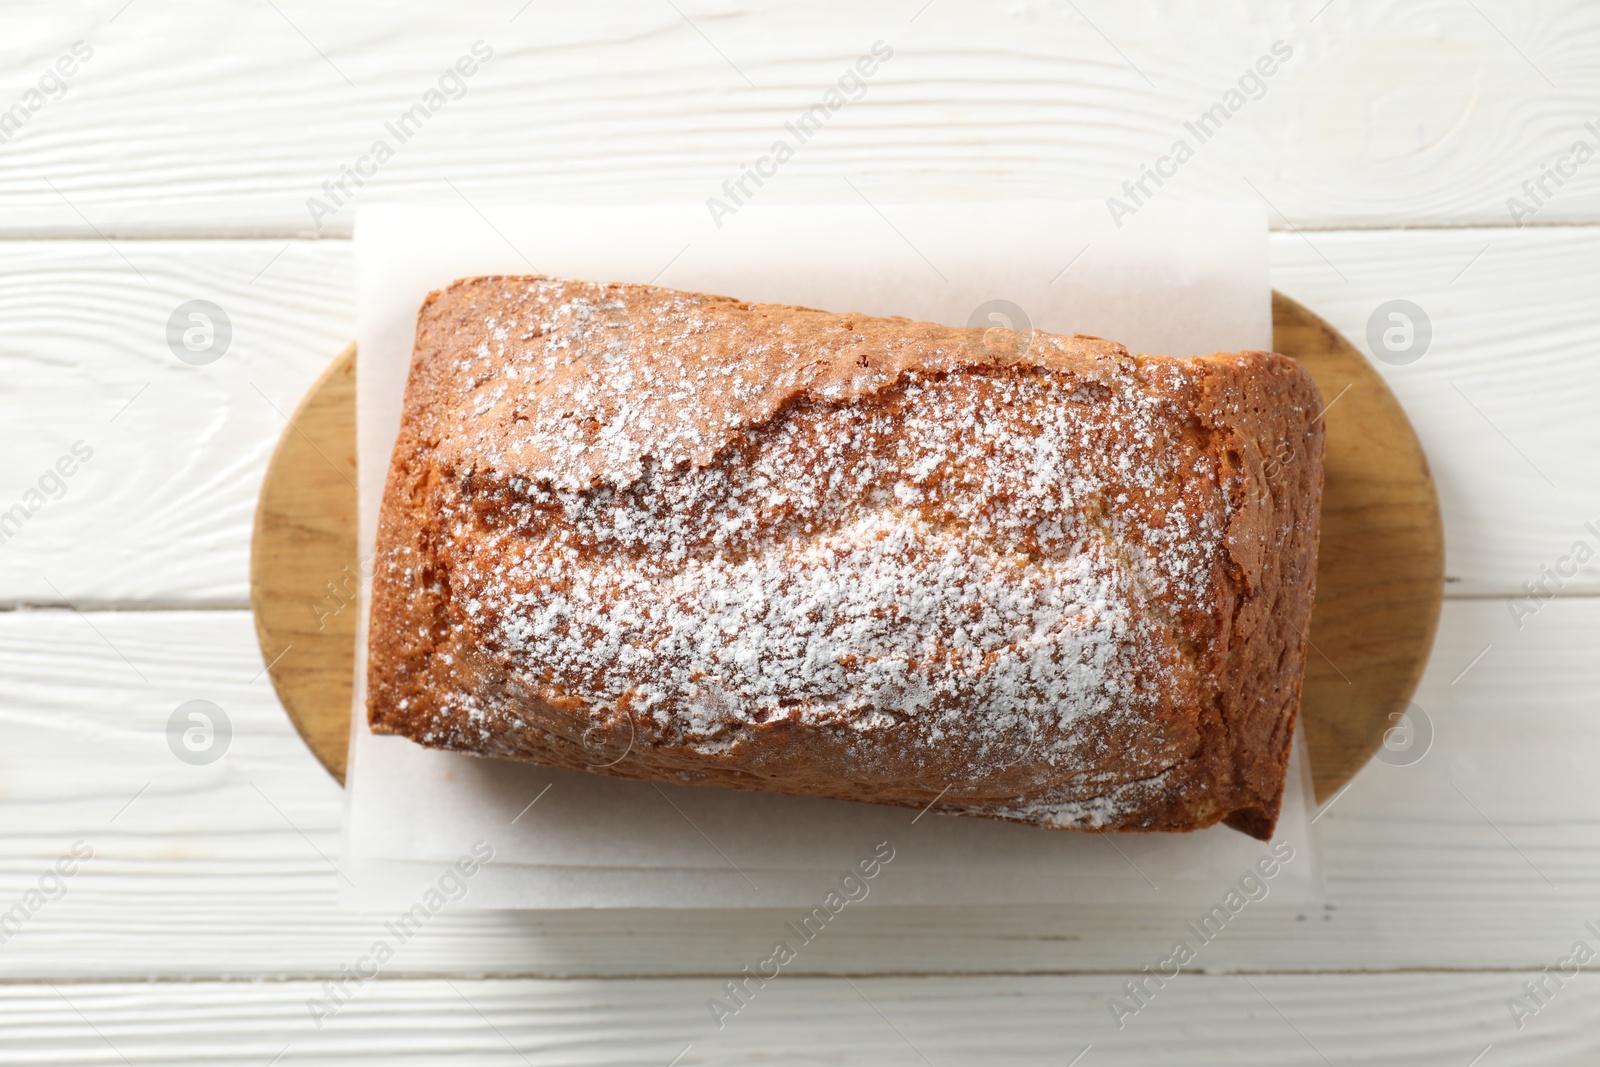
(249, 342), (357, 784)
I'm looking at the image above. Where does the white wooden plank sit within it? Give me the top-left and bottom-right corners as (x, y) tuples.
(2, 227), (1596, 605)
(0, 974), (1579, 1066)
(0, 599), (1594, 979)
(0, 239), (353, 607)
(1272, 225), (1600, 596)
(1, 1), (1598, 236)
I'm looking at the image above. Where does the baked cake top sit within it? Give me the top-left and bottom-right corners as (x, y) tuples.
(368, 275), (1322, 836)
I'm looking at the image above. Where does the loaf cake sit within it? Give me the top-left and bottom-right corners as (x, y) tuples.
(367, 275), (1324, 839)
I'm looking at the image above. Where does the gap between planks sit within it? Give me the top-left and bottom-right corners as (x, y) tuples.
(7, 221), (1600, 244)
(3, 965), (1596, 986)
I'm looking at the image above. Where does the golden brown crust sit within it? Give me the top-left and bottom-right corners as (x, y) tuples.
(367, 276), (1324, 838)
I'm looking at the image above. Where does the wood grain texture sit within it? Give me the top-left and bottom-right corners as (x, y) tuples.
(1, 231), (1594, 607)
(0, 239), (353, 608)
(1277, 290), (1443, 799)
(250, 344), (356, 782)
(0, 599), (1594, 980)
(246, 295), (1444, 800)
(1, 2), (1599, 236)
(0, 973), (1585, 1066)
(1272, 226), (1600, 602)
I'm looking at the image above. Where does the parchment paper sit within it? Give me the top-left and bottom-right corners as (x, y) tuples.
(343, 200), (1320, 909)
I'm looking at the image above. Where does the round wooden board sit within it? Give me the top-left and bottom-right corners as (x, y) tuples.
(249, 293), (1444, 799)
(249, 343), (357, 783)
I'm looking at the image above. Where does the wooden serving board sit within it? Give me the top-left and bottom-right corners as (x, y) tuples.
(248, 292), (1444, 800)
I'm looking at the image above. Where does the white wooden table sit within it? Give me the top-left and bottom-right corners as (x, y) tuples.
(3, 2), (1598, 1063)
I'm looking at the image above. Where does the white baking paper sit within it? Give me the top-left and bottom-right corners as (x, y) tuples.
(344, 201), (1320, 909)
